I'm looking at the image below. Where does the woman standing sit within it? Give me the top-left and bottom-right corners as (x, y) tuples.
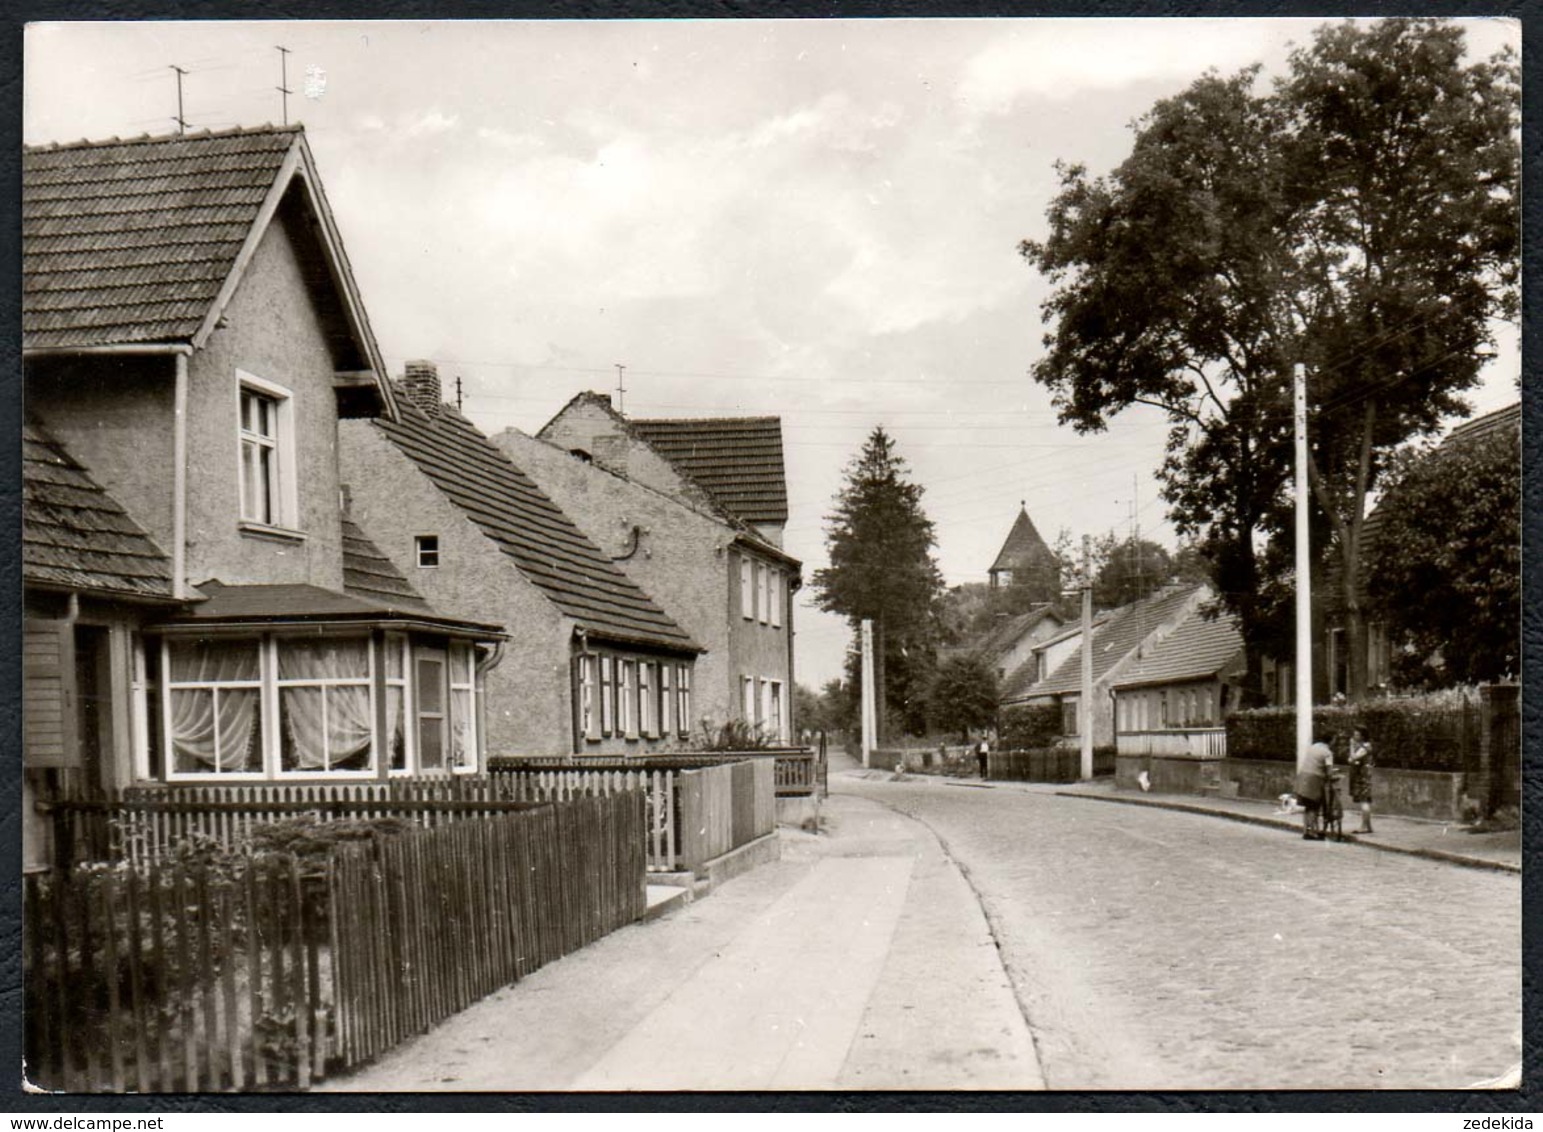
(1296, 736), (1335, 840)
(1347, 726), (1374, 834)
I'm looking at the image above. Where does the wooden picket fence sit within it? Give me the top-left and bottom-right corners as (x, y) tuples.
(24, 791), (647, 1092)
(24, 855), (322, 1092)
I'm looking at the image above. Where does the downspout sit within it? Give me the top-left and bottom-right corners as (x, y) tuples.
(172, 351), (189, 600)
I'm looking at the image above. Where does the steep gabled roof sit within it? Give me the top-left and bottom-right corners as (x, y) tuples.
(1023, 585), (1202, 697)
(23, 418), (177, 601)
(1445, 401), (1520, 449)
(377, 400), (700, 653)
(989, 506), (1057, 576)
(341, 517), (427, 608)
(627, 416), (789, 526)
(1111, 609), (1243, 690)
(970, 604), (1062, 661)
(23, 125), (395, 415)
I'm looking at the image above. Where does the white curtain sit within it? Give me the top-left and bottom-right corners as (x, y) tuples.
(168, 641), (261, 772)
(279, 640), (372, 770)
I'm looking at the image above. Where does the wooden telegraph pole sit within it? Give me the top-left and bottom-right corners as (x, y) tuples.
(1080, 534), (1094, 780)
(1294, 363), (1313, 767)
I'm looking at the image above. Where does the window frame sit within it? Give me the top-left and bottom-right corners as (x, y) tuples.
(740, 557), (755, 620)
(619, 659), (637, 740)
(416, 535), (441, 569)
(579, 654), (600, 742)
(742, 675), (757, 729)
(660, 663), (674, 737)
(757, 563), (770, 625)
(769, 569), (782, 628)
(274, 635), (378, 779)
(768, 679), (785, 743)
(235, 370), (299, 534)
(161, 637), (268, 782)
(676, 664), (691, 738)
(600, 655), (615, 738)
(638, 661), (655, 738)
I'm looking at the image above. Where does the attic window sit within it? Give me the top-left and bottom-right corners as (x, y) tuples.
(416, 535), (440, 568)
(570, 448), (593, 463)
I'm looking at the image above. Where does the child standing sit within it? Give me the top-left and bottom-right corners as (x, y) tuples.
(1347, 726), (1374, 834)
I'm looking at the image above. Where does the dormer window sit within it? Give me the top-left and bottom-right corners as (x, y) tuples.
(416, 535), (440, 568)
(237, 372), (298, 532)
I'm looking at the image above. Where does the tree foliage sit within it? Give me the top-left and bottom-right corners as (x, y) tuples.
(1365, 416), (1519, 687)
(813, 427), (946, 739)
(1022, 18), (1519, 702)
(926, 654), (1001, 741)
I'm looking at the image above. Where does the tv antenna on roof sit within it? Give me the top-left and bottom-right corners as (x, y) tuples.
(170, 65), (190, 134)
(276, 46), (293, 126)
(615, 364), (627, 414)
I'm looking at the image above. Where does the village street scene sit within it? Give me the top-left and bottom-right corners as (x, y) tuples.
(18, 17), (1521, 1100)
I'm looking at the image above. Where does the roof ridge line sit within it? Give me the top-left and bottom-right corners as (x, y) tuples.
(27, 123), (303, 154)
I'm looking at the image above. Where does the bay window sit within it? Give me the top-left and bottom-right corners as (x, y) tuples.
(579, 654), (598, 741)
(278, 638), (373, 774)
(619, 659), (636, 739)
(660, 664), (674, 736)
(153, 632), (484, 781)
(676, 664), (691, 738)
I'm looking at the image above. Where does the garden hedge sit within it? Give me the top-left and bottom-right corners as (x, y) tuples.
(1225, 694), (1479, 773)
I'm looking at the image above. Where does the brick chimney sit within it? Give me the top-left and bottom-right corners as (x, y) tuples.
(401, 359), (442, 415)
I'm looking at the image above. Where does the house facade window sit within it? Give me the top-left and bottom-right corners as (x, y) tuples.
(278, 638), (373, 774)
(600, 656), (615, 737)
(676, 664), (691, 738)
(769, 569), (783, 628)
(579, 654), (598, 741)
(619, 660), (636, 738)
(742, 676), (757, 728)
(768, 680), (785, 743)
(154, 633), (482, 780)
(757, 564), (769, 625)
(740, 557), (754, 620)
(660, 664), (674, 735)
(639, 661), (655, 737)
(416, 535), (440, 568)
(237, 372), (298, 531)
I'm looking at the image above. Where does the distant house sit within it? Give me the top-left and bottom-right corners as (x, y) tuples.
(987, 505), (1060, 600)
(540, 392), (791, 548)
(944, 603), (1064, 683)
(340, 365), (705, 757)
(1109, 607), (1245, 757)
(1318, 401), (1521, 700)
(492, 425), (801, 742)
(1001, 584), (1208, 748)
(22, 126), (505, 862)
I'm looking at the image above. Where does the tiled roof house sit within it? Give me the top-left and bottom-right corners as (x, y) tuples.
(1003, 584), (1209, 747)
(538, 392), (793, 548)
(341, 363), (705, 756)
(22, 126), (504, 864)
(493, 423), (802, 743)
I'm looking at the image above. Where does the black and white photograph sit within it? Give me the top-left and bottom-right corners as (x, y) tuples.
(18, 15), (1522, 1096)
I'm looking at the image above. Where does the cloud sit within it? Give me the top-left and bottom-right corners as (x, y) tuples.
(955, 19), (1287, 113)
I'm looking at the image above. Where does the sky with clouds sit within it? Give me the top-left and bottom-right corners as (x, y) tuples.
(25, 18), (1521, 689)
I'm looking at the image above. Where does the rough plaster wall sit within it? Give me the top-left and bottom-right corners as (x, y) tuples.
(25, 354), (177, 553)
(542, 399), (721, 515)
(338, 419), (576, 756)
(492, 429), (736, 730)
(185, 206), (344, 590)
(998, 616), (1064, 678)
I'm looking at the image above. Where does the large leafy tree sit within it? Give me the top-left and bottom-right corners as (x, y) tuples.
(813, 427), (945, 742)
(1022, 18), (1518, 702)
(927, 655), (1000, 742)
(1366, 415), (1520, 687)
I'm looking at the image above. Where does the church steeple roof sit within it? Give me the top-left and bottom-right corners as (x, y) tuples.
(989, 504), (1057, 577)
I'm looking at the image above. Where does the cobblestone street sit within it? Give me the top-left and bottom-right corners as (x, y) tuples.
(841, 775), (1521, 1090)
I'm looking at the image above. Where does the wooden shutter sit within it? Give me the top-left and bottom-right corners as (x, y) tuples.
(24, 619), (78, 768)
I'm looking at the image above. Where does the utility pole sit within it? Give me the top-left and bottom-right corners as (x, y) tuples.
(1294, 363), (1313, 768)
(276, 46), (293, 126)
(860, 618), (876, 769)
(170, 65), (189, 134)
(1080, 533), (1094, 780)
(614, 364), (627, 414)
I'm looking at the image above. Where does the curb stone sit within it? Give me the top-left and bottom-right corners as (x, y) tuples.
(1052, 789), (1521, 875)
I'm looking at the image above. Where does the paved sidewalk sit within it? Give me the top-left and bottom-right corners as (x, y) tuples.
(320, 790), (1043, 1092)
(843, 762), (1520, 873)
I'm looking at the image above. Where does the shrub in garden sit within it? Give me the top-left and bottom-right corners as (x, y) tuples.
(1000, 704), (1062, 750)
(1226, 689), (1478, 771)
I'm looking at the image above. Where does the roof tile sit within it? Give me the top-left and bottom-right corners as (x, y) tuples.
(628, 416), (789, 525)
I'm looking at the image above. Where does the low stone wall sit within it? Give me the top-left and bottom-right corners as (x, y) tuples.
(1116, 753), (1225, 795)
(867, 748), (905, 772)
(1222, 758), (1467, 821)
